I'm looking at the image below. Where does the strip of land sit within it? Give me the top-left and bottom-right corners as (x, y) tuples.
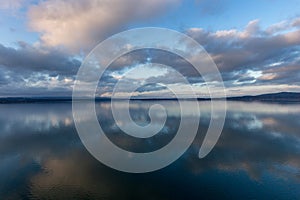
(0, 92), (299, 103)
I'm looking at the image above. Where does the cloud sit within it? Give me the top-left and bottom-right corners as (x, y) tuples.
(257, 61), (300, 85)
(0, 68), (9, 85)
(266, 17), (300, 34)
(92, 17), (300, 97)
(1, 15), (300, 97)
(186, 18), (300, 90)
(0, 42), (81, 96)
(0, 42), (80, 76)
(79, 15), (300, 97)
(27, 0), (180, 53)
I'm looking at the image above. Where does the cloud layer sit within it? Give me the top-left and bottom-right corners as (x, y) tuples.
(0, 0), (299, 97)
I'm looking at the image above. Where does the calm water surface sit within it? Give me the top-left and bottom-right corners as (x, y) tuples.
(0, 101), (300, 199)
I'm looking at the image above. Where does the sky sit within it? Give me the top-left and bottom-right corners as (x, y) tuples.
(0, 0), (300, 97)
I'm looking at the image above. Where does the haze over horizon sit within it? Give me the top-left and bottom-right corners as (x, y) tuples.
(0, 0), (300, 97)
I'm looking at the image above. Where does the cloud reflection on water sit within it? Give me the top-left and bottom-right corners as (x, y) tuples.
(0, 101), (300, 199)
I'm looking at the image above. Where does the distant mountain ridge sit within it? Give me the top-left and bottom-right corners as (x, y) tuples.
(226, 92), (300, 102)
(0, 92), (299, 103)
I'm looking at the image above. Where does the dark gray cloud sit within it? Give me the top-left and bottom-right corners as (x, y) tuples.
(0, 42), (81, 76)
(135, 83), (167, 93)
(109, 49), (199, 78)
(187, 26), (300, 73)
(0, 67), (10, 85)
(0, 42), (80, 96)
(257, 61), (300, 85)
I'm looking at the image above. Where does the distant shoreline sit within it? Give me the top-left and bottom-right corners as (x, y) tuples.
(0, 92), (299, 104)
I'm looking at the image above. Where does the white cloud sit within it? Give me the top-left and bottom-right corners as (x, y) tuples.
(27, 0), (180, 53)
(266, 17), (300, 34)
